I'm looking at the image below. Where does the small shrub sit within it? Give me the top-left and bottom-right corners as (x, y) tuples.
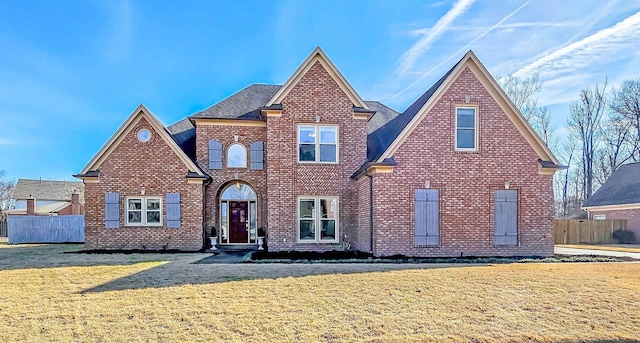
(612, 230), (637, 244)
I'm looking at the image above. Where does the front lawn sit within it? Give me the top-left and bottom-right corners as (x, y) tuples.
(1, 243), (638, 342)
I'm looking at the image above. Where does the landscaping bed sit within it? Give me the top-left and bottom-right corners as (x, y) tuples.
(249, 250), (634, 263)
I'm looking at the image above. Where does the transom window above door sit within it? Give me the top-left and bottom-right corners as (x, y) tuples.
(298, 125), (338, 163)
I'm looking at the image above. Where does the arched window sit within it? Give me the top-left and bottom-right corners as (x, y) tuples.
(221, 183), (257, 201)
(227, 144), (247, 168)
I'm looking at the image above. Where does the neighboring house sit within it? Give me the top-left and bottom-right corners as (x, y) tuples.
(74, 47), (562, 256)
(582, 162), (640, 241)
(7, 178), (84, 216)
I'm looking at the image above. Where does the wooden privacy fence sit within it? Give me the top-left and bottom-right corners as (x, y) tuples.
(8, 215), (84, 244)
(554, 219), (627, 244)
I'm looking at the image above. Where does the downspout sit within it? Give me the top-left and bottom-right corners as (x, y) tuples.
(366, 171), (374, 254)
(202, 177), (211, 250)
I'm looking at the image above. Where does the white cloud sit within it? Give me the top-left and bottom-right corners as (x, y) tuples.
(396, 0), (476, 74)
(434, 21), (581, 33)
(390, 0), (533, 100)
(513, 11), (640, 79)
(538, 73), (595, 106)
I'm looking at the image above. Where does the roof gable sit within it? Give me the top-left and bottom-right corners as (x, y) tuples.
(266, 47), (369, 109)
(77, 105), (205, 178)
(583, 162), (640, 209)
(371, 50), (560, 166)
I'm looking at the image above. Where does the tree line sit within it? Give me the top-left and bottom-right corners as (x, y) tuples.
(501, 74), (640, 217)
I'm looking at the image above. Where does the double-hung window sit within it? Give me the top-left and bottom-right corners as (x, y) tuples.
(455, 107), (477, 151)
(298, 125), (338, 163)
(298, 197), (338, 242)
(126, 197), (162, 226)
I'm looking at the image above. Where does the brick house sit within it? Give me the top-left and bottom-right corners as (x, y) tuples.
(8, 178), (84, 216)
(75, 47), (563, 256)
(582, 162), (640, 242)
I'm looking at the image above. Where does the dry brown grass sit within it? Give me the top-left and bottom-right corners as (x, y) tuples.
(1, 243), (639, 342)
(557, 244), (640, 253)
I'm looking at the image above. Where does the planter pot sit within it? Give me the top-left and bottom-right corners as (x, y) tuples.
(209, 236), (218, 251)
(257, 236), (265, 250)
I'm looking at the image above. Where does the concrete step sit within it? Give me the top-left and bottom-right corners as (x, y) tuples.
(216, 244), (259, 252)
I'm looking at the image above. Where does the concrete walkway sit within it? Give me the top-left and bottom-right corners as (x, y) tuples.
(554, 246), (640, 259)
(195, 250), (253, 264)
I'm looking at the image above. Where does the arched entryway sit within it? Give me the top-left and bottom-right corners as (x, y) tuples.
(219, 182), (257, 245)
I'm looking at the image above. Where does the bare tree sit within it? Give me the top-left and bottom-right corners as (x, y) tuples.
(609, 78), (640, 161)
(532, 104), (556, 149)
(596, 111), (633, 184)
(567, 81), (607, 199)
(0, 170), (16, 211)
(554, 139), (577, 217)
(500, 73), (543, 120)
(499, 73), (555, 149)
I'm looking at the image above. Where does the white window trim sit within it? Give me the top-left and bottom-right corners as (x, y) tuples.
(297, 124), (339, 164)
(592, 214), (606, 220)
(455, 106), (478, 152)
(125, 196), (163, 227)
(227, 143), (247, 168)
(297, 196), (339, 243)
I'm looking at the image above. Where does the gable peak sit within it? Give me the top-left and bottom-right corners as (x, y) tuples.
(266, 46), (368, 109)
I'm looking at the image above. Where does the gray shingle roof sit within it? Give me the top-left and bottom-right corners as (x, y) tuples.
(366, 61), (458, 162)
(166, 118), (196, 160)
(14, 179), (84, 202)
(189, 84), (282, 120)
(365, 101), (399, 134)
(583, 162), (640, 208)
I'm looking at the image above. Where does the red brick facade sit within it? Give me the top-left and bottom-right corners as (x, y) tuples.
(83, 117), (203, 250)
(194, 124), (267, 239)
(366, 67), (554, 257)
(589, 209), (640, 242)
(265, 61), (367, 252)
(79, 49), (557, 256)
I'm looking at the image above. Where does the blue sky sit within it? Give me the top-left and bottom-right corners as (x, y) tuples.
(1, 0), (639, 181)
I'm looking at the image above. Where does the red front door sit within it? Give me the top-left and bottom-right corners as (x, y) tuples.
(229, 201), (248, 243)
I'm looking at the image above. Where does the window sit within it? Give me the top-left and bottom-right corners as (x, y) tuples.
(414, 189), (439, 246)
(137, 129), (152, 143)
(298, 125), (338, 163)
(455, 107), (477, 151)
(593, 214), (606, 220)
(126, 197), (162, 226)
(298, 197), (338, 242)
(494, 190), (517, 245)
(227, 144), (247, 168)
